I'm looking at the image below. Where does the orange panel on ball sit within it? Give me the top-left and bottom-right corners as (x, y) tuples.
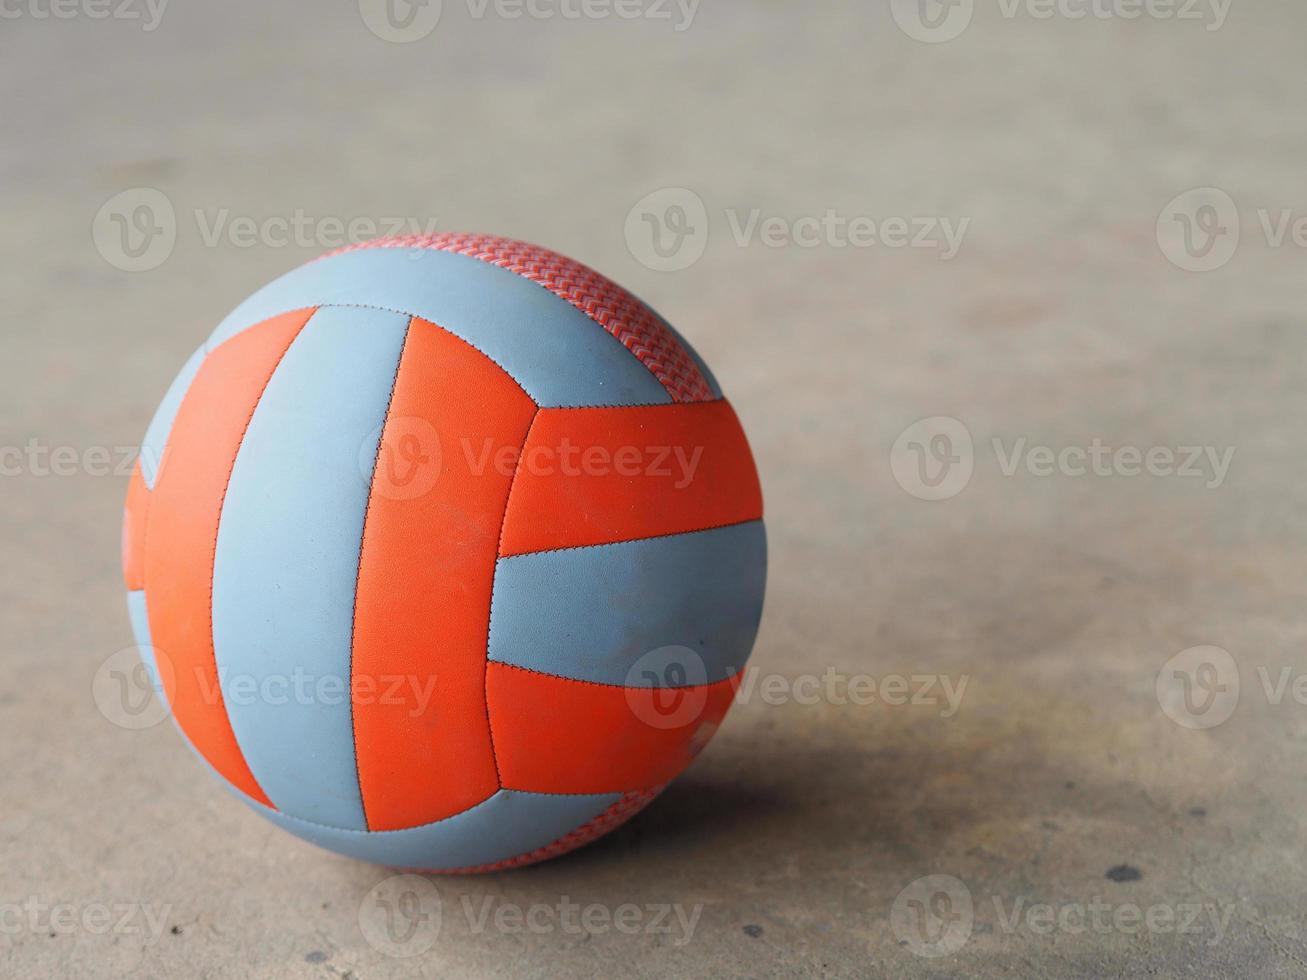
(350, 318), (538, 831)
(498, 400), (763, 557)
(143, 307), (317, 809)
(486, 661), (740, 794)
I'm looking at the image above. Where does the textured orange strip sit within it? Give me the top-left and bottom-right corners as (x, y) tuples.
(143, 308), (316, 807)
(498, 400), (763, 557)
(487, 662), (738, 795)
(351, 319), (537, 830)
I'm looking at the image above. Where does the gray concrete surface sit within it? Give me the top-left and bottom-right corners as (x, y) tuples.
(4, 1), (1307, 976)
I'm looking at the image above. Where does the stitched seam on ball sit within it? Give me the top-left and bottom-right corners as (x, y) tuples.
(483, 407), (542, 789)
(205, 311), (313, 810)
(536, 398), (726, 412)
(489, 658), (745, 693)
(348, 316), (415, 832)
(500, 516), (765, 561)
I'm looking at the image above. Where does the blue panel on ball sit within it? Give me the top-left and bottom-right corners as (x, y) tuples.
(488, 520), (767, 686)
(204, 247), (672, 408)
(211, 306), (411, 832)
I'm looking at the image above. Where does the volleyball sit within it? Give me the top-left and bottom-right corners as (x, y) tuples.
(121, 234), (766, 871)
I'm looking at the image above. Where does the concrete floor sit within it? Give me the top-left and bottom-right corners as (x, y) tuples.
(4, 1), (1307, 976)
